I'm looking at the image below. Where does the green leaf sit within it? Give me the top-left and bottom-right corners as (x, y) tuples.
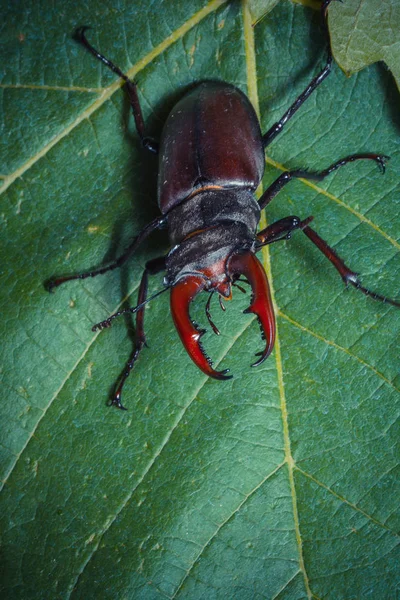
(1, 1), (399, 599)
(329, 0), (400, 92)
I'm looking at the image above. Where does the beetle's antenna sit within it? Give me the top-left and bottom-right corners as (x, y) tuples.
(218, 295), (227, 311)
(232, 281), (247, 294)
(92, 286), (170, 332)
(205, 293), (221, 336)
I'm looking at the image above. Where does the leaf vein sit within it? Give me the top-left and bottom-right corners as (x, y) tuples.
(0, 83), (103, 93)
(169, 462), (286, 599)
(295, 466), (400, 538)
(244, 3), (313, 599)
(277, 309), (399, 392)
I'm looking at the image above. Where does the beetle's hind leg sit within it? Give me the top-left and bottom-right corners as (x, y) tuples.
(256, 216), (400, 308)
(300, 224), (400, 308)
(74, 27), (158, 153)
(262, 0), (338, 148)
(110, 256), (166, 410)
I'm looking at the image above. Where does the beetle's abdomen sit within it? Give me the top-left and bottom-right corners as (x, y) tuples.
(158, 81), (264, 214)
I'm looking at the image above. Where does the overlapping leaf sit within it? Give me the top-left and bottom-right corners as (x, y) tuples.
(329, 0), (400, 91)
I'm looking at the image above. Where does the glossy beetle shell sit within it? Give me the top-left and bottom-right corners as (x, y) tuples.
(157, 81), (265, 214)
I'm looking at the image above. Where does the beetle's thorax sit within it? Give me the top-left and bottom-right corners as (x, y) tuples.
(165, 188), (260, 291)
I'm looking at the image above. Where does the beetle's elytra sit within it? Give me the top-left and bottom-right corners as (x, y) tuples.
(49, 0), (399, 409)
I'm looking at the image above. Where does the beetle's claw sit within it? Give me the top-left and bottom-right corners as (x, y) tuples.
(73, 26), (91, 43)
(377, 154), (390, 174)
(109, 393), (128, 411)
(46, 279), (56, 293)
(170, 276), (231, 379)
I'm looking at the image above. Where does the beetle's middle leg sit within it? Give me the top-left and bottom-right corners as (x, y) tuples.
(258, 153), (388, 210)
(109, 256), (166, 410)
(47, 215), (164, 291)
(74, 27), (158, 153)
(256, 217), (400, 309)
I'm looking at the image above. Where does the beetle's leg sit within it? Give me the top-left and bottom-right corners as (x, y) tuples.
(256, 216), (400, 308)
(74, 27), (158, 153)
(262, 0), (337, 148)
(258, 154), (388, 210)
(111, 256), (166, 410)
(300, 224), (400, 308)
(47, 216), (165, 291)
(256, 216), (312, 246)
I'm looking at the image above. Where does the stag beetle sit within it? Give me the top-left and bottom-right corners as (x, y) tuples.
(49, 0), (399, 409)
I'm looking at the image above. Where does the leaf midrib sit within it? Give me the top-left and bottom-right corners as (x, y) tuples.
(244, 2), (312, 597)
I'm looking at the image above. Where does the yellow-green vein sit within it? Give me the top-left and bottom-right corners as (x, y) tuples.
(0, 83), (102, 92)
(243, 2), (312, 598)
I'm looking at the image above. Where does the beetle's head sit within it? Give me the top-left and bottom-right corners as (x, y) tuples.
(165, 224), (276, 379)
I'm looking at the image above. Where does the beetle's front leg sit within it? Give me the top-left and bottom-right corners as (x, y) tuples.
(111, 256), (166, 410)
(256, 216), (313, 247)
(256, 217), (400, 309)
(74, 27), (158, 153)
(300, 225), (400, 308)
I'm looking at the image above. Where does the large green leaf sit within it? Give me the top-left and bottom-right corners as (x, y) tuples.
(1, 1), (399, 598)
